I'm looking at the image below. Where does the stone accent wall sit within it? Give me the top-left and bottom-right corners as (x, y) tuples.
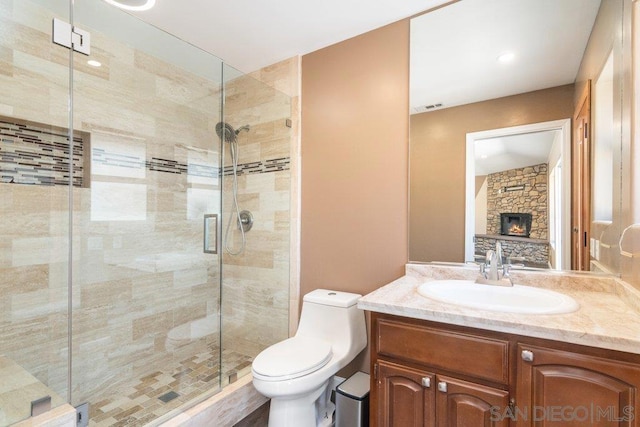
(486, 163), (548, 239)
(475, 236), (549, 267)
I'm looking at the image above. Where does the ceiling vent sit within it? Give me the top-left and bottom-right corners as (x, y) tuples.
(423, 103), (443, 110)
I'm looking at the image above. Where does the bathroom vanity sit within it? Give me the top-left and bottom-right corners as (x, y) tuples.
(359, 264), (640, 426)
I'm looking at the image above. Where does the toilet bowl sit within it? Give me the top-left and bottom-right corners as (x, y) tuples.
(252, 289), (367, 427)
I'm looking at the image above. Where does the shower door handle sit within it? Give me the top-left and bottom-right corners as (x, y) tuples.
(203, 214), (218, 254)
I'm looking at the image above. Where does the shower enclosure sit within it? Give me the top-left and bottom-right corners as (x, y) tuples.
(0, 0), (291, 425)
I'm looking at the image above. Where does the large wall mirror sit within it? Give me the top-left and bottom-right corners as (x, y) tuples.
(409, 0), (627, 274)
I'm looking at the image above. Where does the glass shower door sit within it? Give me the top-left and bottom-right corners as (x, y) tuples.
(0, 0), (72, 424)
(70, 1), (224, 425)
(219, 63), (292, 385)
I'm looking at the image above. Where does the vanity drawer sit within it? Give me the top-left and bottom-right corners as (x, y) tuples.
(376, 318), (509, 384)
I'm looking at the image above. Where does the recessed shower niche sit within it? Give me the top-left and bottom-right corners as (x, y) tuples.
(0, 116), (90, 187)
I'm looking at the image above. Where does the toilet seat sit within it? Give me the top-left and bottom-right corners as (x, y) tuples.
(252, 336), (332, 381)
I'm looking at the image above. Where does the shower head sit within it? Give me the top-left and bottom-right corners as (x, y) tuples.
(216, 122), (237, 143)
(215, 122), (250, 143)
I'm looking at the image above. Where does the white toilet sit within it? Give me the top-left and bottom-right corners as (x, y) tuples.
(251, 289), (367, 427)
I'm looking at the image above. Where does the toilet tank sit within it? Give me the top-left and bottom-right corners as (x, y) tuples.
(303, 289), (360, 308)
(296, 289), (367, 359)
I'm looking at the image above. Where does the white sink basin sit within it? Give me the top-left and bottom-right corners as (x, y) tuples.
(417, 280), (579, 314)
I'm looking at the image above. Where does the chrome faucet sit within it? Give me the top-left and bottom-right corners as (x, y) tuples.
(477, 242), (513, 286)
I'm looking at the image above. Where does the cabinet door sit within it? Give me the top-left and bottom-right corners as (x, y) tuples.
(435, 375), (510, 427)
(516, 344), (640, 427)
(376, 360), (436, 427)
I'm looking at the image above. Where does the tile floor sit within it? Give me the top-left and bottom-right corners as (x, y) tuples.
(88, 347), (253, 427)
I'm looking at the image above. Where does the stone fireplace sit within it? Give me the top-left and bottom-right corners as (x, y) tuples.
(475, 163), (549, 267)
(485, 163), (548, 239)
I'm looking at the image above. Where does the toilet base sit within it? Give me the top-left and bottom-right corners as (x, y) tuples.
(267, 380), (332, 427)
(269, 399), (316, 427)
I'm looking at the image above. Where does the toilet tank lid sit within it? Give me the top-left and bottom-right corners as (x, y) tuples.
(303, 289), (362, 308)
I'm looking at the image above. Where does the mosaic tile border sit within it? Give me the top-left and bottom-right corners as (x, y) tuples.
(0, 117), (87, 187)
(222, 157), (290, 176)
(1, 115), (290, 188)
(95, 151), (290, 178)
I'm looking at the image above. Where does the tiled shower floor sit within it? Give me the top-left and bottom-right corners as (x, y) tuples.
(88, 347), (253, 427)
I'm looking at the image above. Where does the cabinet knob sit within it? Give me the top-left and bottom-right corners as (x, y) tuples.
(521, 350), (534, 362)
(437, 381), (447, 393)
(422, 377), (431, 388)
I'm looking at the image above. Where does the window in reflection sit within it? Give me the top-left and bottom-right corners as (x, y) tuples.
(593, 52), (614, 222)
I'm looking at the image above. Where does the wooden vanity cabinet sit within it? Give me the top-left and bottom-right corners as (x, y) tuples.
(372, 313), (511, 426)
(371, 312), (640, 427)
(515, 343), (640, 427)
(376, 360), (435, 427)
(434, 374), (510, 427)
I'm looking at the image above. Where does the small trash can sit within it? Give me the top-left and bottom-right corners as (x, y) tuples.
(335, 371), (370, 427)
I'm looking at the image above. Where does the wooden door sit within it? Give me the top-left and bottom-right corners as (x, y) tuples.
(376, 360), (436, 427)
(516, 344), (640, 426)
(571, 82), (591, 270)
(435, 375), (510, 427)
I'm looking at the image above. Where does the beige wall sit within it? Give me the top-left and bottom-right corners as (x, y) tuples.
(409, 85), (575, 262)
(300, 20), (410, 299)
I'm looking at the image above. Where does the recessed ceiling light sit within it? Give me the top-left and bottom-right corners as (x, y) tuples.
(103, 0), (156, 11)
(480, 154), (488, 159)
(87, 60), (102, 67)
(497, 52), (515, 63)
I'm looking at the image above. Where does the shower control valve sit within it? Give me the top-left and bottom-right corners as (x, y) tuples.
(237, 210), (254, 232)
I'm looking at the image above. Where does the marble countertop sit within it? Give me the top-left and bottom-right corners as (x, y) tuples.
(358, 263), (640, 355)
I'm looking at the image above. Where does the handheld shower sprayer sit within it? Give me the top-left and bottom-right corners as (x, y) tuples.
(215, 122), (252, 255)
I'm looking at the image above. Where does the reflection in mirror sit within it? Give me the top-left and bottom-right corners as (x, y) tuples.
(409, 0), (626, 274)
(465, 120), (571, 270)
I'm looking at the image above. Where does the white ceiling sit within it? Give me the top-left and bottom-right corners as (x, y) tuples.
(410, 0), (602, 114)
(474, 131), (559, 176)
(129, 0), (451, 73)
(120, 0), (601, 110)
